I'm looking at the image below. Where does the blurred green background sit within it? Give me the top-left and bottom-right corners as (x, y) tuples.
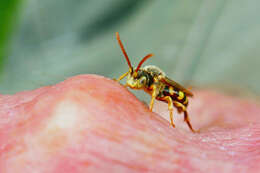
(0, 0), (259, 95)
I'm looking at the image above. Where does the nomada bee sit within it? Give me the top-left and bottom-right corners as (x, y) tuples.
(115, 32), (196, 132)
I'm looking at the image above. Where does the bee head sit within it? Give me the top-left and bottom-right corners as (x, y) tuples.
(126, 70), (147, 89)
(116, 32), (153, 89)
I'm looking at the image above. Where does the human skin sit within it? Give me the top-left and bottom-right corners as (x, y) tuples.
(0, 75), (260, 173)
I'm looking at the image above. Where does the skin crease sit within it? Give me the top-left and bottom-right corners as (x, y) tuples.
(0, 75), (260, 173)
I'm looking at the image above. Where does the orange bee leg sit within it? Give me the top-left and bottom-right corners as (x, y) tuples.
(183, 110), (197, 133)
(163, 96), (175, 128)
(173, 101), (197, 133)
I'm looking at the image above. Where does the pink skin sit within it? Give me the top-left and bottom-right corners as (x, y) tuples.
(0, 74), (260, 173)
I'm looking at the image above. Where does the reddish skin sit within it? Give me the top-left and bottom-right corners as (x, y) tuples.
(0, 74), (260, 173)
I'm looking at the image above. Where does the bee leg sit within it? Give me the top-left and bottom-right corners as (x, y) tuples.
(149, 94), (156, 111)
(149, 85), (157, 111)
(115, 71), (129, 82)
(164, 96), (175, 128)
(183, 110), (197, 133)
(173, 101), (196, 133)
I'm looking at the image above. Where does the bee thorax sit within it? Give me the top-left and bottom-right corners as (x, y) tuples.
(142, 65), (165, 77)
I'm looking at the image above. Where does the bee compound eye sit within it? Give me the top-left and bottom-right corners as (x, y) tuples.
(140, 77), (146, 84)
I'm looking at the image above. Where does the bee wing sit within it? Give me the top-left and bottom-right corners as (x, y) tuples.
(159, 76), (194, 97)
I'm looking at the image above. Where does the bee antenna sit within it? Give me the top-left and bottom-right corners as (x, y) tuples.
(116, 32), (133, 71)
(135, 53), (153, 72)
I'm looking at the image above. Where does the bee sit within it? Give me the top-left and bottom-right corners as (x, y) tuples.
(115, 32), (197, 132)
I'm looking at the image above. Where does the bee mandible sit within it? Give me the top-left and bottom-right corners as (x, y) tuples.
(115, 32), (196, 132)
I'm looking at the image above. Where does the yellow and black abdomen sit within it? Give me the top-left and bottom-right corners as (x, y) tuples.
(162, 86), (189, 106)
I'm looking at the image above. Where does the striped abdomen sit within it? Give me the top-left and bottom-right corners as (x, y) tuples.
(162, 85), (188, 106)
